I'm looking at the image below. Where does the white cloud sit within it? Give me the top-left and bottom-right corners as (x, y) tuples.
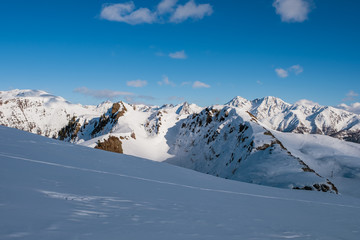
(193, 81), (210, 88)
(275, 64), (304, 78)
(168, 96), (185, 102)
(342, 90), (359, 102)
(275, 68), (289, 78)
(100, 0), (212, 25)
(273, 0), (312, 23)
(74, 87), (133, 100)
(100, 2), (156, 25)
(294, 99), (319, 106)
(169, 50), (187, 59)
(157, 0), (178, 14)
(256, 80), (263, 85)
(158, 75), (176, 86)
(127, 79), (148, 88)
(337, 102), (360, 114)
(289, 64), (304, 74)
(124, 95), (156, 104)
(181, 81), (192, 86)
(170, 0), (213, 23)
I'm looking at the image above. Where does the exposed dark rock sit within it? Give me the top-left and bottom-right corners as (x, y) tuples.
(95, 136), (123, 154)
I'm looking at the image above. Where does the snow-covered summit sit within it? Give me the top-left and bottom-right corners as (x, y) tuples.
(226, 96), (251, 108)
(0, 89), (69, 104)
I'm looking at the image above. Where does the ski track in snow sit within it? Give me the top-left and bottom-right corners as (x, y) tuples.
(1, 152), (359, 210)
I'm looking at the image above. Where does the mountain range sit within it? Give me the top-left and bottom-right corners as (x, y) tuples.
(1, 89), (360, 195)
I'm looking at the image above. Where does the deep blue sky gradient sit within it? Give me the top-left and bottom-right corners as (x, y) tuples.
(0, 0), (359, 106)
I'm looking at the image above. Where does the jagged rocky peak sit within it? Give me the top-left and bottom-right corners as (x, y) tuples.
(226, 96), (251, 109)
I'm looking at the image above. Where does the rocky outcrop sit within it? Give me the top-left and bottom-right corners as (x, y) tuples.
(95, 136), (123, 154)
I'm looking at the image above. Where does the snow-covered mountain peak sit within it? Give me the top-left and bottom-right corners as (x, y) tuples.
(250, 96), (290, 120)
(0, 89), (68, 103)
(176, 102), (202, 115)
(226, 96), (251, 109)
(252, 96), (289, 108)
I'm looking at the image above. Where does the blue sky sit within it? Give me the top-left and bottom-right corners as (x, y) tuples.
(0, 0), (359, 107)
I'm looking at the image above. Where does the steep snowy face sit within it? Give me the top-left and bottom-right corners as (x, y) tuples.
(166, 106), (337, 192)
(250, 96), (291, 119)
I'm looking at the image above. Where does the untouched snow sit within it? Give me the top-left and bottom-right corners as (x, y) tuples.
(1, 126), (360, 239)
(272, 131), (360, 198)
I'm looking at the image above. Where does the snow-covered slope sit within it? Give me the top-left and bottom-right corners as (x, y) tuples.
(1, 125), (360, 240)
(272, 131), (360, 198)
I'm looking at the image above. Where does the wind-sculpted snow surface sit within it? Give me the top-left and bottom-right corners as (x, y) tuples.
(1, 125), (360, 240)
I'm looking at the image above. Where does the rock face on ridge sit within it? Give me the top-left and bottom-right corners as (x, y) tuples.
(166, 106), (337, 193)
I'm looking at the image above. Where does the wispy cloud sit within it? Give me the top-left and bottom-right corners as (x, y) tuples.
(342, 90), (359, 102)
(337, 102), (360, 114)
(168, 96), (185, 102)
(157, 0), (178, 14)
(170, 0), (213, 23)
(275, 68), (289, 78)
(275, 64), (304, 78)
(169, 50), (187, 59)
(155, 51), (166, 57)
(100, 2), (156, 25)
(74, 87), (134, 100)
(273, 0), (313, 23)
(158, 75), (176, 86)
(193, 81), (210, 88)
(100, 0), (213, 25)
(127, 79), (148, 88)
(289, 64), (304, 75)
(181, 81), (192, 86)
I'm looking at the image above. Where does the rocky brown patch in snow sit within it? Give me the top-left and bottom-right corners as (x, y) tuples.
(112, 101), (127, 121)
(95, 136), (123, 154)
